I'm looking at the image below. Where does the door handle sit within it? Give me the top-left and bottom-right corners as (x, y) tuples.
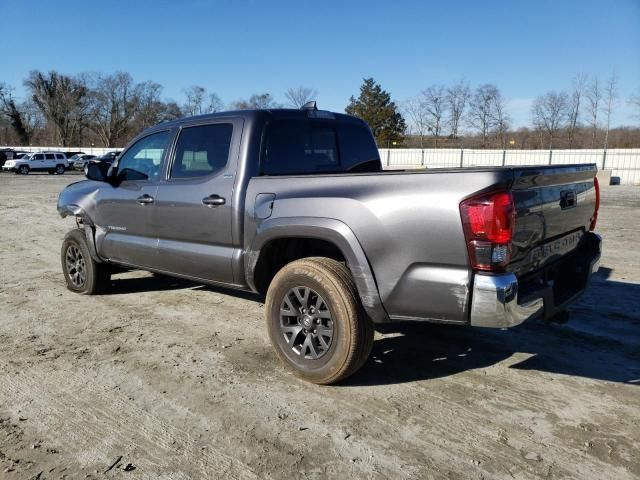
(136, 194), (154, 205)
(202, 195), (226, 207)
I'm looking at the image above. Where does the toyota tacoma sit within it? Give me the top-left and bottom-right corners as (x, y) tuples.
(57, 104), (602, 384)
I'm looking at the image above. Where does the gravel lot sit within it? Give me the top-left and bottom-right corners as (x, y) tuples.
(0, 172), (638, 479)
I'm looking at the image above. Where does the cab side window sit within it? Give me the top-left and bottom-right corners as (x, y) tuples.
(171, 123), (233, 179)
(116, 131), (171, 181)
(34, 154), (44, 161)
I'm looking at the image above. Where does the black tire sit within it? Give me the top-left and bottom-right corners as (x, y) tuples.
(61, 229), (111, 294)
(55, 164), (65, 175)
(265, 257), (374, 385)
(19, 165), (29, 175)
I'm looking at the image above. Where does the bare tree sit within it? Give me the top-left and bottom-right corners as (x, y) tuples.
(491, 90), (510, 148)
(230, 93), (279, 110)
(207, 93), (223, 113)
(627, 89), (640, 120)
(182, 86), (206, 116)
(182, 86), (223, 117)
(567, 73), (588, 147)
(420, 85), (447, 146)
(602, 72), (618, 149)
(284, 87), (318, 108)
(0, 83), (41, 145)
(25, 70), (89, 146)
(403, 96), (429, 148)
(586, 77), (602, 147)
(532, 91), (569, 148)
(133, 81), (167, 130)
(87, 72), (139, 147)
(468, 84), (500, 147)
(446, 80), (470, 139)
(630, 89), (640, 121)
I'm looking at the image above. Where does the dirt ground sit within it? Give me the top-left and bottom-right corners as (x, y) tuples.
(0, 172), (638, 480)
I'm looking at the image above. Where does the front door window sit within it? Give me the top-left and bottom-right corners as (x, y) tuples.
(116, 131), (171, 182)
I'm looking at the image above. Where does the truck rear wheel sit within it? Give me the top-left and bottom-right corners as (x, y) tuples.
(265, 257), (374, 384)
(61, 229), (111, 294)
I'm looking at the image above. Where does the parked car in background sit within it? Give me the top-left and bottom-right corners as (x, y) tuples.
(0, 148), (30, 167)
(2, 151), (69, 174)
(0, 148), (14, 167)
(64, 151), (85, 160)
(83, 151), (120, 174)
(69, 154), (96, 170)
(58, 106), (602, 384)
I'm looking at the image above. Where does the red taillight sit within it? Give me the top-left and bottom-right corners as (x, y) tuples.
(460, 191), (515, 271)
(590, 176), (600, 231)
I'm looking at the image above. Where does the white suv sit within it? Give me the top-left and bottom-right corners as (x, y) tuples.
(2, 152), (69, 175)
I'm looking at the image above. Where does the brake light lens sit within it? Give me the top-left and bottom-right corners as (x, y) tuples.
(589, 176), (600, 231)
(460, 191), (515, 271)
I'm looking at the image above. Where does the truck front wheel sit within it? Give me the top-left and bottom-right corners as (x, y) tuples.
(61, 229), (111, 294)
(265, 257), (374, 384)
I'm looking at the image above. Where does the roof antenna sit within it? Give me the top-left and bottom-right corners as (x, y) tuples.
(301, 100), (317, 110)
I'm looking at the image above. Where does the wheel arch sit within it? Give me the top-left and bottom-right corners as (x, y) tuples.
(59, 205), (104, 264)
(247, 217), (388, 323)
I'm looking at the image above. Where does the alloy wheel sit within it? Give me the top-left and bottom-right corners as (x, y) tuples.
(65, 244), (86, 288)
(280, 286), (334, 360)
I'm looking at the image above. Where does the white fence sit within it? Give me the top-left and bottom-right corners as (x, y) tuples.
(379, 148), (640, 185)
(7, 145), (640, 185)
(10, 146), (120, 156)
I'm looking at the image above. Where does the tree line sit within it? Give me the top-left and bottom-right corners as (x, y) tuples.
(1, 70), (638, 149)
(0, 71), (318, 147)
(402, 73), (640, 149)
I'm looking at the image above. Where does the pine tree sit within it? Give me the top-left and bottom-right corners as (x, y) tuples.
(345, 78), (406, 146)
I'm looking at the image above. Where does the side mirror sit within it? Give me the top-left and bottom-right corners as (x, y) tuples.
(85, 162), (111, 182)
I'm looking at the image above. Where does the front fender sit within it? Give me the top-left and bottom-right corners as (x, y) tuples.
(57, 180), (104, 262)
(246, 217), (389, 323)
(57, 179), (102, 221)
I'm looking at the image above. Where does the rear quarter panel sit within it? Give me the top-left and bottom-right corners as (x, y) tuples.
(245, 169), (513, 323)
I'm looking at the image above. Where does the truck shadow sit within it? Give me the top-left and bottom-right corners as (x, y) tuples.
(106, 273), (197, 294)
(105, 272), (263, 303)
(101, 267), (638, 387)
(345, 267), (640, 387)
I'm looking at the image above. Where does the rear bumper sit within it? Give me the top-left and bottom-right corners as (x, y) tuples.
(470, 232), (602, 328)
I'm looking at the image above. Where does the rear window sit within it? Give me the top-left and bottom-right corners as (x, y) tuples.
(45, 154), (55, 160)
(171, 123), (233, 179)
(261, 119), (381, 176)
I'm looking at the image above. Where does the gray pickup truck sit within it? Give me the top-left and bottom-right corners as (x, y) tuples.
(57, 104), (602, 384)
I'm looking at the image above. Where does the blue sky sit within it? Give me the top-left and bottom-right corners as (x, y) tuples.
(1, 0), (639, 127)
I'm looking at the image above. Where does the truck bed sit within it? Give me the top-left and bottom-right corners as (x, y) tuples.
(246, 163), (598, 324)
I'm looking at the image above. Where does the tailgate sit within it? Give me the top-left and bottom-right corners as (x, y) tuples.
(508, 164), (598, 277)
